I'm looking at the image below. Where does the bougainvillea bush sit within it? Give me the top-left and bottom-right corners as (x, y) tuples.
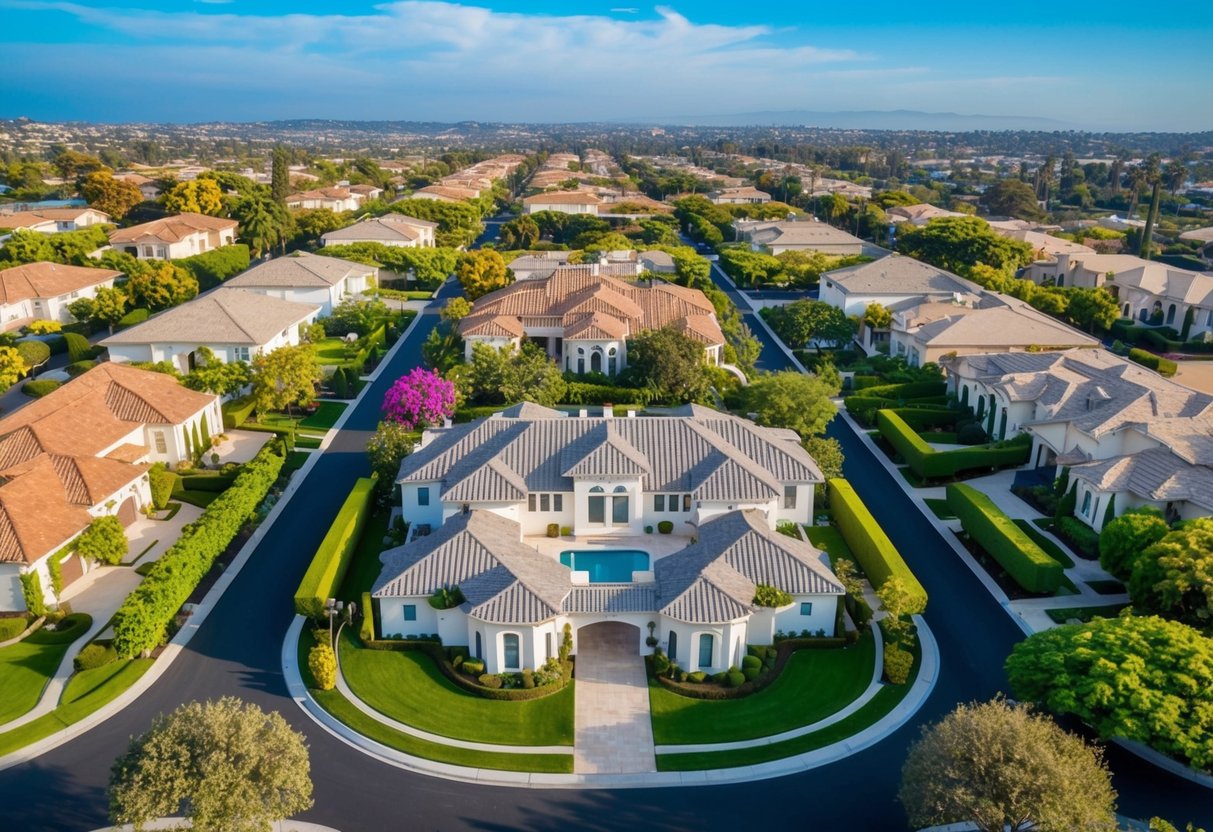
(381, 367), (456, 430)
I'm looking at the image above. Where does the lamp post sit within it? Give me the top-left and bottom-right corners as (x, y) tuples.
(324, 598), (343, 646)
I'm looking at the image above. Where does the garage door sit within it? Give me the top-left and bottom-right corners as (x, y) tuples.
(116, 497), (137, 527)
(59, 553), (84, 589)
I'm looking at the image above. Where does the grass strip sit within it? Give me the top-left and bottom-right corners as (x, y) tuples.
(300, 401), (347, 431)
(804, 525), (854, 568)
(923, 498), (956, 520)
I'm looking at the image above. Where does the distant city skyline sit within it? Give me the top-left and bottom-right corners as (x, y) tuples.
(3, 1), (1210, 132)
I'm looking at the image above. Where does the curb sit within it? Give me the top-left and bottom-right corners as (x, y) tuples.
(283, 614), (939, 789)
(0, 297), (427, 771)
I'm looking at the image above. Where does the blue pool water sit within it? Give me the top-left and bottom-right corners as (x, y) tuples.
(559, 549), (650, 583)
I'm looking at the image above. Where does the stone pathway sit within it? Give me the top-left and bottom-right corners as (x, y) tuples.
(572, 623), (656, 774)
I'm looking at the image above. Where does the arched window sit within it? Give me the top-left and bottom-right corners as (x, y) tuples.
(998, 409), (1008, 440)
(1167, 304), (1177, 325)
(612, 485), (629, 525)
(475, 631), (482, 660)
(668, 630), (678, 661)
(577, 347), (585, 354)
(588, 485), (605, 524)
(1123, 303), (1131, 318)
(1080, 491), (1092, 516)
(960, 385), (970, 408)
(697, 633), (714, 669)
(503, 633), (520, 669)
(590, 350), (602, 373)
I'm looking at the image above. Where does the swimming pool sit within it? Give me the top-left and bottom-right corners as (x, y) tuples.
(559, 549), (650, 583)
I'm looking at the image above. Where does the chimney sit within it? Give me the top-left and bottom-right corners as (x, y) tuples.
(603, 404), (614, 419)
(579, 409), (588, 418)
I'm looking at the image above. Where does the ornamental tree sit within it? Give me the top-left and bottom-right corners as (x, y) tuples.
(0, 346), (25, 389)
(1099, 506), (1169, 579)
(80, 169), (143, 220)
(899, 699), (1117, 832)
(108, 697), (313, 832)
(742, 370), (839, 438)
(456, 249), (511, 300)
(1128, 517), (1213, 628)
(250, 344), (321, 417)
(77, 515), (128, 566)
(1006, 614), (1213, 770)
(381, 367), (456, 430)
(126, 262), (198, 311)
(366, 420), (415, 491)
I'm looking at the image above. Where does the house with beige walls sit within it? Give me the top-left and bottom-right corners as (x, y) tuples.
(108, 213), (237, 260)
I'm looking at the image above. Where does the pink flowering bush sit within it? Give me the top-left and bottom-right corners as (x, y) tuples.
(382, 367), (456, 430)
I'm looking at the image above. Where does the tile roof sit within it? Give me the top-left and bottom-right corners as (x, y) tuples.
(102, 289), (319, 347)
(825, 254), (977, 296)
(0, 262), (121, 305)
(414, 185), (480, 201)
(225, 251), (374, 289)
(1068, 447), (1213, 512)
(905, 297), (1100, 350)
(744, 220), (868, 249)
(562, 585), (658, 614)
(523, 192), (603, 206)
(320, 217), (423, 245)
(109, 213), (237, 244)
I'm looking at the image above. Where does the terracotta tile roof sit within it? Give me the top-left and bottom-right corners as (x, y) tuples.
(287, 187), (357, 203)
(413, 185), (480, 201)
(0, 457), (93, 565)
(109, 213), (237, 244)
(0, 262), (122, 305)
(461, 315), (525, 338)
(0, 212), (59, 231)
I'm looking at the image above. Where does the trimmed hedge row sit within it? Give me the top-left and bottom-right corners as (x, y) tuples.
(828, 478), (928, 611)
(876, 409), (1031, 479)
(1127, 348), (1178, 377)
(294, 476), (378, 619)
(562, 382), (653, 406)
(222, 395), (257, 429)
(112, 443), (285, 657)
(856, 380), (946, 400)
(886, 407), (960, 431)
(946, 483), (1062, 593)
(844, 395), (950, 425)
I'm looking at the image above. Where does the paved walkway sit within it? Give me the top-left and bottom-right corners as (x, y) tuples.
(572, 623), (655, 774)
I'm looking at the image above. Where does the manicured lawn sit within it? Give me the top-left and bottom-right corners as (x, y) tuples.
(252, 411), (328, 436)
(295, 435), (323, 449)
(0, 658), (153, 756)
(804, 525), (853, 568)
(648, 631), (875, 745)
(0, 617), (30, 641)
(338, 631), (575, 746)
(923, 498), (956, 520)
(0, 615), (92, 725)
(313, 338), (354, 366)
(300, 401), (347, 431)
(282, 450), (311, 476)
(173, 490), (220, 509)
(1012, 519), (1075, 568)
(336, 511), (391, 602)
(1046, 603), (1130, 624)
(656, 635), (920, 771)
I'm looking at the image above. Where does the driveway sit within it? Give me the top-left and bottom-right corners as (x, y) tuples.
(573, 623), (655, 775)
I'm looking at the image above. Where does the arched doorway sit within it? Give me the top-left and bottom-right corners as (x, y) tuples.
(590, 349), (602, 373)
(1167, 304), (1177, 326)
(576, 621), (640, 659)
(116, 496), (137, 527)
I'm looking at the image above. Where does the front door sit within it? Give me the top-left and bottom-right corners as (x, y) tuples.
(698, 633), (714, 669)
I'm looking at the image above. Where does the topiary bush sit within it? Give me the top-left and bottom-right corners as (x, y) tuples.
(546, 523), (559, 538)
(308, 641), (337, 691)
(657, 520), (673, 534)
(883, 645), (913, 685)
(741, 654), (762, 671)
(726, 668), (746, 688)
(462, 657), (485, 675)
(21, 379), (61, 398)
(687, 671), (707, 683)
(74, 642), (118, 671)
(477, 673), (503, 689)
(148, 463), (176, 510)
(956, 421), (988, 445)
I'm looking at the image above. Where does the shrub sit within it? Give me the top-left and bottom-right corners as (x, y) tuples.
(752, 583), (792, 607)
(177, 244), (251, 290)
(742, 666), (761, 682)
(562, 382), (652, 406)
(1056, 516), (1100, 559)
(546, 523), (558, 538)
(652, 651), (670, 675)
(462, 657), (485, 675)
(76, 516), (127, 565)
(687, 671), (707, 683)
(26, 320), (61, 335)
(829, 478), (928, 610)
(478, 673), (503, 689)
(21, 379), (61, 398)
(221, 395), (257, 429)
(883, 646), (913, 685)
(741, 654), (762, 670)
(889, 407), (959, 431)
(956, 422), (988, 445)
(308, 642), (337, 691)
(148, 463), (176, 510)
(560, 525), (572, 536)
(726, 669), (746, 688)
(877, 409), (1030, 479)
(63, 332), (94, 363)
(521, 668), (535, 689)
(947, 483), (1063, 593)
(1128, 347), (1177, 377)
(73, 642), (118, 671)
(117, 307), (149, 328)
(19, 571), (47, 617)
(657, 520), (673, 534)
(111, 442), (284, 657)
(428, 585), (464, 610)
(293, 476), (377, 618)
(359, 592), (375, 642)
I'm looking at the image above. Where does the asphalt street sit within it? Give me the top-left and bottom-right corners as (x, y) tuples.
(0, 242), (1208, 830)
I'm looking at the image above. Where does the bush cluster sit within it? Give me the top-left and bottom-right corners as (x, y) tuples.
(73, 641), (118, 671)
(883, 645), (913, 685)
(221, 395), (257, 429)
(1127, 347), (1178, 377)
(947, 483), (1063, 593)
(1055, 516), (1100, 559)
(308, 641), (337, 691)
(294, 476), (377, 619)
(561, 381), (652, 406)
(177, 244), (251, 290)
(21, 379), (61, 398)
(829, 478), (928, 610)
(111, 443), (284, 657)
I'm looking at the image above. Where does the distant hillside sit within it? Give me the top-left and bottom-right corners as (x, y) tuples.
(652, 109), (1071, 131)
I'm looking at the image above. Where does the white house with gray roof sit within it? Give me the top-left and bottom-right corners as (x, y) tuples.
(733, 218), (884, 257)
(372, 404), (841, 674)
(320, 214), (436, 249)
(224, 251), (376, 316)
(943, 348), (1213, 530)
(820, 254), (978, 317)
(102, 288), (320, 374)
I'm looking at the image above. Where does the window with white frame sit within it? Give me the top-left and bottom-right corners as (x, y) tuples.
(784, 485), (796, 510)
(653, 494), (665, 512)
(233, 347), (250, 362)
(528, 493), (563, 512)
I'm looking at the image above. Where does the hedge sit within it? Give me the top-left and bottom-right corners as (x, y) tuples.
(1138, 328), (1183, 353)
(876, 409), (1031, 479)
(828, 478), (927, 611)
(63, 332), (95, 363)
(858, 380), (946, 400)
(117, 308), (149, 328)
(1128, 348), (1177, 377)
(946, 483), (1062, 593)
(294, 476), (377, 619)
(562, 382), (653, 406)
(177, 244), (251, 290)
(21, 379), (62, 398)
(221, 395), (257, 429)
(844, 395), (950, 425)
(887, 407), (960, 431)
(111, 442), (285, 657)
(176, 472), (238, 493)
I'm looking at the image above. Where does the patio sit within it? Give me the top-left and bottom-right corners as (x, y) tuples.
(524, 531), (692, 565)
(212, 429), (272, 465)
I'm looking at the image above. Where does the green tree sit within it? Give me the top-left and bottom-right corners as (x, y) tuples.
(421, 324), (464, 374)
(183, 347), (252, 397)
(67, 297), (97, 323)
(457, 342), (566, 407)
(162, 179), (225, 216)
(232, 192), (293, 258)
(127, 262), (198, 310)
(442, 297), (472, 322)
(803, 435), (844, 481)
(498, 215), (540, 250)
(897, 216), (1034, 277)
(899, 699), (1117, 832)
(77, 516), (128, 566)
(622, 327), (711, 403)
(1006, 614), (1213, 770)
(92, 286), (129, 333)
(291, 208), (346, 246)
(456, 249), (511, 300)
(0, 346), (25, 389)
(0, 229), (54, 265)
(366, 420), (414, 494)
(980, 179), (1044, 221)
(271, 147), (290, 205)
(1065, 287), (1119, 333)
(1128, 518), (1213, 628)
(862, 302), (892, 330)
(876, 574), (924, 645)
(1099, 506), (1169, 579)
(741, 371), (839, 438)
(80, 169), (143, 220)
(761, 300), (855, 349)
(108, 697), (313, 832)
(250, 345), (321, 416)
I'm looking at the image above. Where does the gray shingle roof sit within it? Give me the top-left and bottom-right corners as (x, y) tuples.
(225, 251), (374, 289)
(320, 216), (429, 245)
(101, 289), (319, 347)
(1068, 447), (1213, 512)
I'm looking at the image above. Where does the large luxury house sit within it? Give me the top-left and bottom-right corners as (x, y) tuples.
(224, 251), (377, 315)
(0, 364), (220, 611)
(0, 262), (123, 331)
(372, 404), (841, 675)
(943, 349), (1213, 531)
(733, 218), (883, 257)
(108, 213), (238, 260)
(459, 270), (725, 373)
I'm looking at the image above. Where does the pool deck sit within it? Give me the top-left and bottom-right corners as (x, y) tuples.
(523, 532), (691, 564)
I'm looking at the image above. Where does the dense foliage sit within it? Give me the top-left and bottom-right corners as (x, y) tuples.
(381, 367), (456, 430)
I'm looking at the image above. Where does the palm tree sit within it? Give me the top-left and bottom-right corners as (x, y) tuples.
(1164, 160), (1188, 214)
(234, 194), (289, 259)
(1126, 164), (1149, 220)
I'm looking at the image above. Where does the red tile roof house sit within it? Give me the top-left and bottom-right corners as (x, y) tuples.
(0, 262), (123, 332)
(108, 213), (238, 260)
(0, 363), (221, 611)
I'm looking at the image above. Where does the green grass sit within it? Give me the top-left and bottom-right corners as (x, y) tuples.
(0, 615), (92, 725)
(1086, 579), (1126, 595)
(338, 631), (574, 746)
(1046, 603), (1130, 624)
(295, 435), (323, 450)
(282, 451), (311, 476)
(649, 631), (875, 745)
(173, 490), (220, 508)
(313, 338), (354, 366)
(923, 498), (956, 520)
(804, 525), (853, 568)
(1012, 519), (1075, 568)
(0, 659), (153, 756)
(299, 401), (347, 431)
(336, 511), (391, 602)
(299, 629), (571, 772)
(0, 617), (31, 642)
(656, 636), (921, 771)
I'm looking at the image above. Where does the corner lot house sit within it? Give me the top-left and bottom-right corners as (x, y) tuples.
(108, 213), (238, 260)
(0, 363), (220, 611)
(103, 288), (320, 373)
(224, 252), (377, 316)
(943, 349), (1213, 531)
(372, 404), (841, 674)
(734, 218), (884, 257)
(459, 270), (725, 372)
(522, 192), (602, 216)
(0, 262), (122, 331)
(320, 214), (436, 248)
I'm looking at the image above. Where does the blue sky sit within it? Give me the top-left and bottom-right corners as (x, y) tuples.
(2, 1), (1210, 130)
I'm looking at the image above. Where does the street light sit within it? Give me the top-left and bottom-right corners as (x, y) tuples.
(324, 598), (343, 646)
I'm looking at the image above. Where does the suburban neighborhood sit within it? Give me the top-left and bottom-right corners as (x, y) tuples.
(0, 4), (1211, 831)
